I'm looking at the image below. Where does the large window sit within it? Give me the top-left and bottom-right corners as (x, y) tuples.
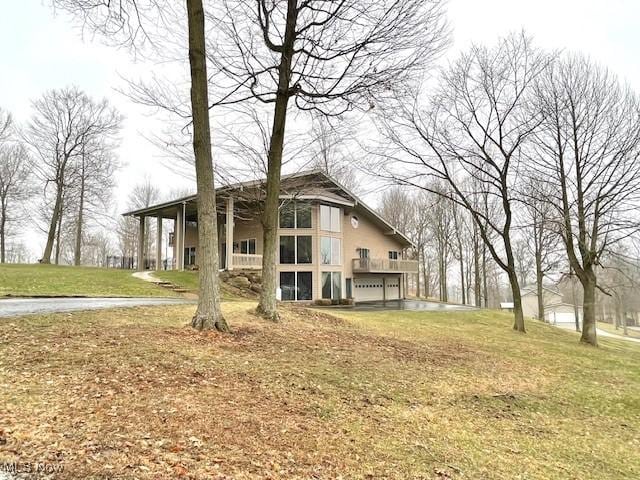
(280, 235), (312, 264)
(320, 237), (341, 265)
(388, 251), (399, 260)
(280, 271), (312, 301)
(234, 238), (256, 255)
(320, 205), (341, 232)
(279, 202), (312, 229)
(322, 272), (342, 300)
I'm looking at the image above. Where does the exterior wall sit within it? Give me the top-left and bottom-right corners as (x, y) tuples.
(342, 207), (405, 278)
(172, 200), (408, 301)
(521, 290), (563, 318)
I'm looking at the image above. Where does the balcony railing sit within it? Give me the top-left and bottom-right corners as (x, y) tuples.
(352, 258), (418, 273)
(232, 253), (263, 270)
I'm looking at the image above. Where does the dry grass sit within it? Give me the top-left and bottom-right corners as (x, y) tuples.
(1, 303), (639, 479)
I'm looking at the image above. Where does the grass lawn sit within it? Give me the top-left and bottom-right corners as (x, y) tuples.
(598, 321), (640, 340)
(1, 304), (639, 479)
(0, 264), (176, 297)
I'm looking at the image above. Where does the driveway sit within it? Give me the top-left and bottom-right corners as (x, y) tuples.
(349, 299), (477, 312)
(0, 297), (195, 318)
(551, 321), (640, 344)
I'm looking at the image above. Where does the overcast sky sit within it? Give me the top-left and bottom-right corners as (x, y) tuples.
(2, 0), (640, 258)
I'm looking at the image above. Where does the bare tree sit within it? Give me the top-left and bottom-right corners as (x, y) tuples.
(205, 0), (449, 320)
(378, 33), (548, 332)
(530, 54), (640, 346)
(0, 144), (33, 263)
(23, 87), (121, 264)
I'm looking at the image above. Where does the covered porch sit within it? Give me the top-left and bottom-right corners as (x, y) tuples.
(124, 194), (263, 272)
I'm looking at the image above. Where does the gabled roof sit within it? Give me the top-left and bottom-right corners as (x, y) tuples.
(123, 169), (415, 248)
(521, 284), (561, 297)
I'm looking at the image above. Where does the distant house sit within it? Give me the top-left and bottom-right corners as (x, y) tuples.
(123, 170), (418, 303)
(521, 284), (583, 327)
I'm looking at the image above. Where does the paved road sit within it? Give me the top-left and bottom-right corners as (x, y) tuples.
(0, 297), (195, 318)
(349, 299), (476, 312)
(552, 321), (640, 344)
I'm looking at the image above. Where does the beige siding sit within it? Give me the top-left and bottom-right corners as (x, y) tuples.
(172, 200), (408, 301)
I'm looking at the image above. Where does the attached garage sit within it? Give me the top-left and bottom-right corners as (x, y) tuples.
(353, 275), (402, 302)
(354, 277), (384, 302)
(384, 276), (401, 300)
(544, 303), (583, 328)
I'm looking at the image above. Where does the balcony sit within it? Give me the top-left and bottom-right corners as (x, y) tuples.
(352, 258), (418, 274)
(232, 253), (263, 270)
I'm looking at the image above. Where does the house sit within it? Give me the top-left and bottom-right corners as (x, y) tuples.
(521, 284), (583, 327)
(123, 171), (417, 303)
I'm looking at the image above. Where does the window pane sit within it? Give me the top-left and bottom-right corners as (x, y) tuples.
(321, 272), (332, 299)
(240, 240), (248, 254)
(389, 251), (398, 260)
(296, 203), (311, 228)
(320, 237), (331, 265)
(279, 203), (295, 228)
(320, 205), (331, 231)
(332, 272), (342, 300)
(331, 238), (341, 265)
(330, 207), (341, 232)
(279, 236), (295, 264)
(280, 272), (296, 301)
(359, 248), (369, 259)
(297, 272), (312, 300)
(297, 236), (312, 264)
(249, 239), (256, 255)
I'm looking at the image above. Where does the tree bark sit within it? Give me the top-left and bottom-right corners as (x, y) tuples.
(256, 0), (298, 321)
(535, 250), (544, 321)
(42, 181), (63, 264)
(0, 205), (5, 263)
(186, 0), (228, 332)
(54, 191), (64, 265)
(74, 161), (85, 266)
(580, 272), (597, 345)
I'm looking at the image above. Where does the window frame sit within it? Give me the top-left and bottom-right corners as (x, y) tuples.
(279, 235), (313, 264)
(320, 204), (341, 232)
(320, 236), (341, 265)
(321, 271), (342, 300)
(279, 201), (312, 229)
(280, 271), (313, 301)
(238, 238), (257, 255)
(388, 250), (399, 260)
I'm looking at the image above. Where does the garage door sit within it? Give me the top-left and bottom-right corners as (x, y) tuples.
(385, 277), (401, 300)
(354, 277), (384, 302)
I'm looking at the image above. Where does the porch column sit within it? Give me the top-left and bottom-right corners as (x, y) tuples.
(156, 216), (163, 271)
(176, 206), (184, 271)
(226, 196), (234, 271)
(137, 215), (146, 271)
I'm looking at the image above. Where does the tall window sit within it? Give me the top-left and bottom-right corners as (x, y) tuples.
(320, 237), (341, 265)
(184, 247), (196, 267)
(359, 248), (370, 259)
(279, 202), (312, 229)
(320, 205), (341, 232)
(321, 272), (342, 300)
(280, 235), (312, 264)
(280, 271), (312, 301)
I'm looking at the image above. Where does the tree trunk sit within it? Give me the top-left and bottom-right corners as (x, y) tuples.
(74, 168), (85, 266)
(622, 309), (628, 336)
(580, 273), (597, 346)
(42, 182), (63, 264)
(186, 0), (228, 332)
(473, 228), (481, 307)
(535, 251), (544, 321)
(415, 248), (421, 298)
(0, 204), (6, 263)
(458, 250), (465, 305)
(508, 270), (525, 332)
(55, 192), (64, 265)
(256, 0), (298, 321)
(482, 245), (488, 308)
